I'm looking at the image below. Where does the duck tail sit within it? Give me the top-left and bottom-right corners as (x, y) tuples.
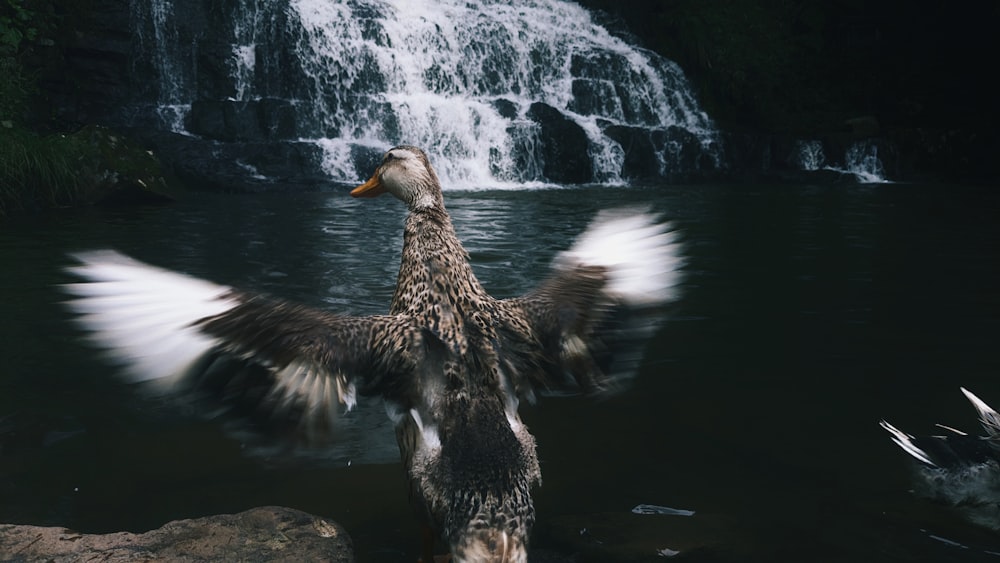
(880, 419), (937, 467)
(960, 387), (1000, 441)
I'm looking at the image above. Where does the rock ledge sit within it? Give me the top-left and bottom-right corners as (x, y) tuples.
(0, 506), (353, 562)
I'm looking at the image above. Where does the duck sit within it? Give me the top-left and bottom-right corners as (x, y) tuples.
(63, 145), (683, 562)
(880, 387), (1000, 530)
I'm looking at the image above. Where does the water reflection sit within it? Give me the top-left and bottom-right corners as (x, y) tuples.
(2, 184), (1000, 561)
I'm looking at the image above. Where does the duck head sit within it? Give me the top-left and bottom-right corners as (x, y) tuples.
(351, 145), (444, 210)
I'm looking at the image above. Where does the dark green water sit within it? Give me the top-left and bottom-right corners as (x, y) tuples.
(3, 183), (1000, 561)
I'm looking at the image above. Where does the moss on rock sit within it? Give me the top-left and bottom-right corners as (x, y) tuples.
(0, 125), (173, 217)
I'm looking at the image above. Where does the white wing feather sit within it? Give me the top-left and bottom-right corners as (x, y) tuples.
(557, 207), (683, 306)
(880, 419), (936, 467)
(63, 250), (240, 389)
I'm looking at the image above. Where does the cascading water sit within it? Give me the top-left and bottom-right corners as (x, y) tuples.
(128, 0), (720, 188)
(794, 140), (825, 171)
(131, 0), (190, 132)
(791, 138), (888, 183)
(843, 140), (887, 183)
(290, 0), (720, 186)
(230, 2), (270, 102)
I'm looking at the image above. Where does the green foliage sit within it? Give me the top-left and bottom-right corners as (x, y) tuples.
(1, 0), (58, 125)
(0, 0), (111, 217)
(1, 125), (172, 217)
(0, 55), (28, 123)
(1, 0), (54, 54)
(0, 127), (88, 215)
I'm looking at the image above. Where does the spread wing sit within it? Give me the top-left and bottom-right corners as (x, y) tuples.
(63, 250), (424, 439)
(494, 208), (683, 400)
(881, 388), (1000, 469)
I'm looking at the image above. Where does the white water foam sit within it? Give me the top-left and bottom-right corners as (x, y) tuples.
(814, 140), (889, 183)
(795, 140), (825, 171)
(134, 0), (718, 188)
(287, 0), (718, 188)
(842, 140), (888, 183)
(134, 0), (189, 132)
(794, 138), (889, 183)
(230, 1), (267, 101)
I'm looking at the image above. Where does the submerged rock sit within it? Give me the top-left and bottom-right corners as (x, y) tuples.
(0, 506), (353, 562)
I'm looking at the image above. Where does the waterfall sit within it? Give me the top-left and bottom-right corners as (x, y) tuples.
(794, 140), (825, 171)
(129, 0), (720, 188)
(791, 138), (889, 183)
(843, 140), (888, 183)
(131, 0), (190, 132)
(230, 1), (265, 103)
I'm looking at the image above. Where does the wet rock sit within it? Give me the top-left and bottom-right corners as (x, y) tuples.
(845, 115), (880, 137)
(350, 144), (385, 179)
(0, 506), (353, 562)
(492, 98), (519, 120)
(652, 125), (717, 178)
(569, 78), (620, 120)
(28, 0), (133, 128)
(70, 125), (175, 205)
(132, 130), (333, 193)
(188, 99), (298, 142)
(526, 102), (593, 184)
(604, 124), (660, 179)
(195, 36), (239, 101)
(603, 124), (718, 182)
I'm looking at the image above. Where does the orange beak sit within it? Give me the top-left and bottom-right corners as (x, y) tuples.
(350, 171), (387, 198)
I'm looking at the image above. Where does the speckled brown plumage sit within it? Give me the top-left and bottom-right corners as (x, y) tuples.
(64, 145), (682, 563)
(369, 156), (543, 560)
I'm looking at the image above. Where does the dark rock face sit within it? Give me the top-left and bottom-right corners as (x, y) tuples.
(604, 124), (660, 179)
(0, 506), (353, 562)
(569, 51), (657, 126)
(138, 132), (333, 193)
(29, 0), (133, 129)
(577, 0), (998, 184)
(492, 98), (519, 120)
(603, 124), (720, 182)
(526, 102), (593, 184)
(715, 130), (904, 184)
(188, 99), (298, 142)
(33, 0), (986, 188)
(28, 0), (332, 193)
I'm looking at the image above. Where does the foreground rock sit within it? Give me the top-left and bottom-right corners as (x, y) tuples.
(0, 506), (353, 562)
